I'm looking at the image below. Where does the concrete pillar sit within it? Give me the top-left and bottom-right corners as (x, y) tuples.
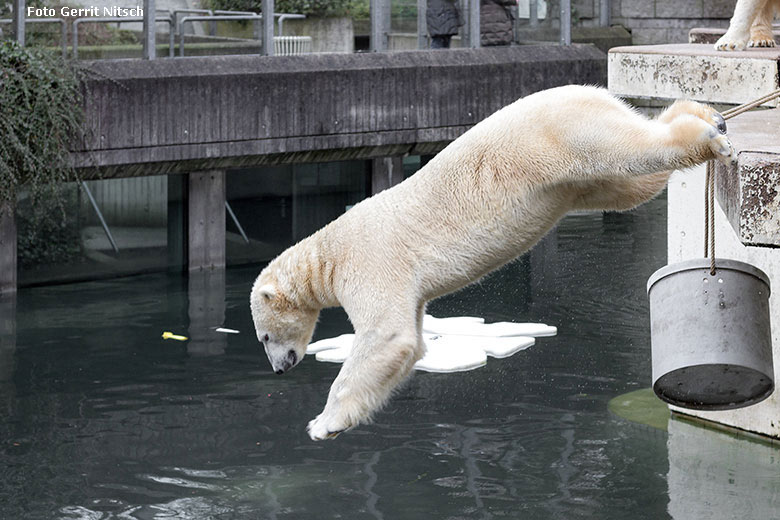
(188, 170), (226, 271)
(187, 268), (227, 356)
(0, 202), (17, 295)
(371, 156), (404, 195)
(0, 291), (16, 384)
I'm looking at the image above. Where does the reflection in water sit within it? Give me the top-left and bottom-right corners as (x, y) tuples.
(0, 293), (15, 384)
(1, 194), (778, 519)
(667, 417), (780, 519)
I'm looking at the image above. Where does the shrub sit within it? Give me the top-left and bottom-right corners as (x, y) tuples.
(0, 40), (85, 265)
(0, 40), (82, 208)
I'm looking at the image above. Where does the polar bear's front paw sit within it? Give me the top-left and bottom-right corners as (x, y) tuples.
(715, 33), (748, 51)
(307, 412), (353, 441)
(709, 134), (737, 166)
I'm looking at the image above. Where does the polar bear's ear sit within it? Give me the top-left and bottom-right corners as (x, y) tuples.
(257, 284), (277, 300)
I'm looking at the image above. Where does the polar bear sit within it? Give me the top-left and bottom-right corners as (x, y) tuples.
(250, 85), (735, 441)
(715, 0), (778, 50)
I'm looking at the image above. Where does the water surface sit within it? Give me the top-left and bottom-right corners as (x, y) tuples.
(2, 194), (779, 519)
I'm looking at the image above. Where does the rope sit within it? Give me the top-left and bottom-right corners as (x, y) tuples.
(702, 88), (780, 275)
(704, 161), (716, 275)
(721, 88), (780, 119)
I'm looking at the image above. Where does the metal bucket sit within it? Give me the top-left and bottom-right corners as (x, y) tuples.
(647, 258), (774, 410)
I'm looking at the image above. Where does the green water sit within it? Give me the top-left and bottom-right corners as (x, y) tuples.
(2, 194), (779, 519)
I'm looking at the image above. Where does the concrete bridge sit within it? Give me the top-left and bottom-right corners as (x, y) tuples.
(1, 45), (607, 292)
(73, 45), (605, 177)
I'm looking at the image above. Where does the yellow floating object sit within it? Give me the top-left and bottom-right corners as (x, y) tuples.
(162, 331), (188, 341)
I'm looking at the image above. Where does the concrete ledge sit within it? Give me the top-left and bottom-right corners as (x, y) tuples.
(72, 45), (607, 178)
(716, 109), (780, 247)
(608, 43), (779, 105)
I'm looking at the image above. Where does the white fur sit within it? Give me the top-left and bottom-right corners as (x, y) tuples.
(250, 85), (735, 441)
(715, 0), (779, 50)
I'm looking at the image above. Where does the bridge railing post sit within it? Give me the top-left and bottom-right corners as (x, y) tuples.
(467, 0), (480, 48)
(560, 0), (571, 45)
(599, 0), (610, 27)
(262, 0), (274, 55)
(417, 0), (427, 49)
(12, 0), (24, 45)
(370, 0), (388, 51)
(143, 0), (156, 59)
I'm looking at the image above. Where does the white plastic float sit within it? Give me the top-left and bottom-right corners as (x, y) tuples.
(308, 315), (556, 373)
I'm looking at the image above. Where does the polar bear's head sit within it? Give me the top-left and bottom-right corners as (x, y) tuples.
(250, 276), (318, 375)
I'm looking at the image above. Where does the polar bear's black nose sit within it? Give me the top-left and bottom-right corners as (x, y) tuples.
(274, 350), (298, 375)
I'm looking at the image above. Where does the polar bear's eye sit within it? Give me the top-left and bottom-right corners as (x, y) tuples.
(263, 334), (270, 342)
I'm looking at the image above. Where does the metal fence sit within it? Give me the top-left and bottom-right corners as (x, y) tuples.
(0, 17), (66, 57)
(5, 0), (609, 58)
(72, 16), (174, 59)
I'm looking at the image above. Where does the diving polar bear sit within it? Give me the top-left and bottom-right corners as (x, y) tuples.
(250, 85), (735, 441)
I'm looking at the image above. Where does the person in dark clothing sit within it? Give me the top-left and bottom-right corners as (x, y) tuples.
(426, 0), (463, 49)
(480, 0), (515, 46)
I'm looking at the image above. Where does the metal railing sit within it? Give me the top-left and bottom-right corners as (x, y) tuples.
(6, 0), (597, 58)
(0, 17), (67, 57)
(276, 13), (305, 35)
(72, 16), (174, 59)
(178, 14), (263, 56)
(172, 9), (214, 36)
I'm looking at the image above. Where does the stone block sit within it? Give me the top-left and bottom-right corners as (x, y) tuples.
(572, 0), (595, 19)
(609, 44), (780, 105)
(707, 0), (739, 19)
(620, 0), (655, 18)
(716, 109), (780, 247)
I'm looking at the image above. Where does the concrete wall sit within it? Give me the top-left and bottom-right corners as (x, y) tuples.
(609, 43), (780, 439)
(71, 45), (607, 179)
(283, 16), (354, 53)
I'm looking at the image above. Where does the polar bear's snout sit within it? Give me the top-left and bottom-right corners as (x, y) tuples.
(271, 349), (298, 375)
